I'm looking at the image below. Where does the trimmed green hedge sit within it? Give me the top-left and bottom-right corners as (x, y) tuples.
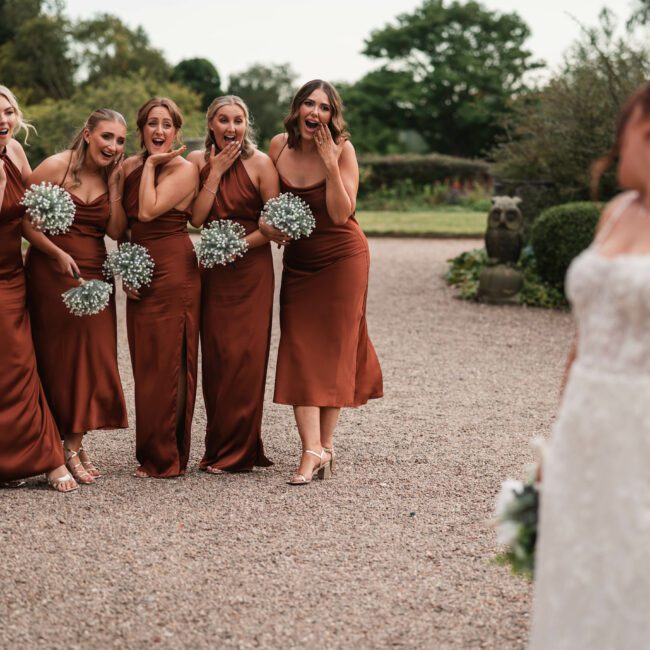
(531, 202), (602, 290)
(358, 153), (491, 196)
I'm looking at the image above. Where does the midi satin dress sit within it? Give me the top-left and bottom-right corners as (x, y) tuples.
(25, 170), (128, 435)
(0, 148), (65, 481)
(123, 165), (200, 477)
(273, 167), (383, 407)
(198, 159), (273, 471)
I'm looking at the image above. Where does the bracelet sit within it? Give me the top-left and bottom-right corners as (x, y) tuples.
(202, 185), (217, 195)
(110, 195), (123, 203)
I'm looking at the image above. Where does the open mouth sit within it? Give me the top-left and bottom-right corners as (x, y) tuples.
(304, 120), (319, 132)
(223, 134), (237, 142)
(100, 150), (114, 160)
(151, 138), (165, 147)
(0, 129), (9, 136)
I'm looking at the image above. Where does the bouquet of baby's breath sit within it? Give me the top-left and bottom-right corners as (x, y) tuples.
(104, 243), (155, 291)
(21, 182), (75, 234)
(493, 439), (544, 578)
(261, 192), (315, 240)
(196, 219), (248, 268)
(62, 275), (113, 317)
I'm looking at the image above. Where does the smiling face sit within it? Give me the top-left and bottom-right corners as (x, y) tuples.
(142, 106), (177, 155)
(83, 119), (127, 169)
(618, 105), (650, 192)
(0, 95), (18, 148)
(210, 104), (246, 149)
(299, 88), (332, 141)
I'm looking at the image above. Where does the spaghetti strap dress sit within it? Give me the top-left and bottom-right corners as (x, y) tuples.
(24, 164), (128, 435)
(0, 148), (65, 481)
(123, 164), (200, 477)
(198, 159), (273, 471)
(273, 145), (383, 407)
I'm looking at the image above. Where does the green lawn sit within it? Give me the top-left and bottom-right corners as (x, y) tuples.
(356, 210), (485, 237)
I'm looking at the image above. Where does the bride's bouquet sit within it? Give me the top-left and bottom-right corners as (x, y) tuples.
(104, 242), (155, 291)
(493, 439), (544, 578)
(21, 182), (76, 234)
(195, 219), (248, 268)
(261, 192), (315, 240)
(62, 275), (113, 317)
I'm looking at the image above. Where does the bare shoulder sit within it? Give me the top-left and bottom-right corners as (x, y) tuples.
(186, 149), (206, 170)
(249, 148), (275, 171)
(268, 133), (287, 160)
(29, 151), (70, 183)
(171, 156), (198, 181)
(123, 155), (143, 177)
(7, 138), (30, 176)
(597, 191), (638, 233)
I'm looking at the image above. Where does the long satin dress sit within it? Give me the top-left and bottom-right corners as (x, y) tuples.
(198, 159), (273, 471)
(0, 148), (65, 481)
(123, 165), (200, 478)
(274, 173), (383, 407)
(25, 175), (128, 435)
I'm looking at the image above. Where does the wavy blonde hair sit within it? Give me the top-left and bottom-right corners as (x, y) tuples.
(203, 95), (257, 161)
(0, 85), (36, 143)
(66, 108), (127, 188)
(284, 80), (349, 149)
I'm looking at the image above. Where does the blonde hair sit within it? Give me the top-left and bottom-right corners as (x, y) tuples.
(0, 85), (36, 143)
(136, 97), (184, 157)
(67, 108), (127, 188)
(203, 95), (257, 161)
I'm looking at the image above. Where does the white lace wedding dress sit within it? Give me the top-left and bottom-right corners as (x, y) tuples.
(529, 192), (650, 649)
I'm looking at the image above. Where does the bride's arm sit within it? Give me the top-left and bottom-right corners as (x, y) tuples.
(560, 335), (578, 396)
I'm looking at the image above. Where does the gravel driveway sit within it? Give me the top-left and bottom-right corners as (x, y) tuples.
(0, 238), (574, 649)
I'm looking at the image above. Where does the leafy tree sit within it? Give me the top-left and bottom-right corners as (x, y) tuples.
(360, 0), (541, 157)
(172, 58), (222, 110)
(0, 0), (44, 45)
(24, 75), (203, 164)
(492, 9), (650, 202)
(73, 14), (170, 85)
(227, 63), (297, 146)
(628, 0), (650, 27)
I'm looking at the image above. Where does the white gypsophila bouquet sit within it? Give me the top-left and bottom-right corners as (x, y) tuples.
(62, 278), (113, 317)
(493, 438), (545, 578)
(261, 192), (315, 240)
(196, 219), (248, 268)
(21, 182), (76, 234)
(104, 243), (155, 291)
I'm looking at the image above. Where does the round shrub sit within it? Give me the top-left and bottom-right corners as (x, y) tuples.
(531, 202), (602, 290)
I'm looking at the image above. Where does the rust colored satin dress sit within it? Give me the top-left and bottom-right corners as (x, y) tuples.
(24, 176), (128, 435)
(123, 165), (200, 477)
(0, 149), (64, 481)
(198, 159), (273, 471)
(274, 171), (383, 407)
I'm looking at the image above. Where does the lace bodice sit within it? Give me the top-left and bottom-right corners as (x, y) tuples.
(567, 248), (650, 374)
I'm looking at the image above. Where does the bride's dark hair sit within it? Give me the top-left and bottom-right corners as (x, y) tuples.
(591, 81), (650, 199)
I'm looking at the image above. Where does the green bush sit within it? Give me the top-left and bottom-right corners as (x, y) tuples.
(358, 153), (491, 198)
(531, 202), (602, 290)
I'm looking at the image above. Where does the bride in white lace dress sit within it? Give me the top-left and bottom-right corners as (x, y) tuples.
(529, 84), (650, 649)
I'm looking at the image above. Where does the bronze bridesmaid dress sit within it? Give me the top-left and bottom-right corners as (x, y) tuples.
(24, 170), (128, 436)
(198, 159), (273, 471)
(274, 160), (383, 406)
(0, 149), (65, 481)
(123, 165), (200, 477)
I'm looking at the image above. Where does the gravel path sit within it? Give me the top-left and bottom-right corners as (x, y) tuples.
(0, 238), (574, 649)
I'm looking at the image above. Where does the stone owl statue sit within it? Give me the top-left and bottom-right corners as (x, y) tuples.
(485, 196), (524, 264)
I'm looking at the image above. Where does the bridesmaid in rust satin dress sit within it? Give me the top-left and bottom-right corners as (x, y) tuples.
(0, 86), (76, 492)
(188, 95), (279, 473)
(24, 108), (129, 486)
(122, 97), (199, 478)
(262, 80), (383, 485)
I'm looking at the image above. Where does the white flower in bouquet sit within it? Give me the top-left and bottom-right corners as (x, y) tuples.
(62, 279), (113, 317)
(495, 480), (524, 546)
(196, 219), (248, 268)
(21, 182), (75, 234)
(261, 192), (315, 240)
(104, 243), (155, 291)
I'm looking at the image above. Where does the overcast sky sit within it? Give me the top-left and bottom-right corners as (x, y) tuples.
(64, 0), (632, 85)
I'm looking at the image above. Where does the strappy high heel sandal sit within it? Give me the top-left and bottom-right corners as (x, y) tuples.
(64, 447), (95, 485)
(288, 449), (332, 485)
(78, 445), (102, 479)
(47, 470), (78, 493)
(322, 446), (335, 474)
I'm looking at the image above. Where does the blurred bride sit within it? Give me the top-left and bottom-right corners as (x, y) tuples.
(529, 83), (650, 648)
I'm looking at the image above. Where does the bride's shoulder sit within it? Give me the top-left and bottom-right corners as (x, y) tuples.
(595, 191), (638, 236)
